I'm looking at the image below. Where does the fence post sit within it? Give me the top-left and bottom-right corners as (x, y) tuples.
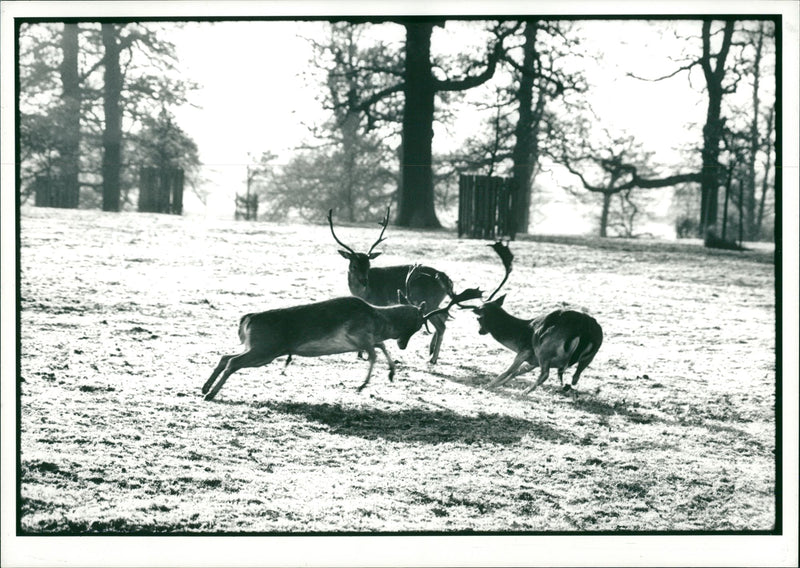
(34, 175), (78, 208)
(457, 173), (516, 240)
(171, 169), (184, 215)
(34, 176), (51, 207)
(139, 167), (183, 215)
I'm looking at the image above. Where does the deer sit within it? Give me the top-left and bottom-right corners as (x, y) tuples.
(464, 242), (603, 397)
(328, 207), (454, 364)
(201, 267), (482, 401)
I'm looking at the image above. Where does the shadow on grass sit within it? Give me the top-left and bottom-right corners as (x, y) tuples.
(571, 396), (771, 452)
(223, 400), (573, 445)
(571, 396), (658, 424)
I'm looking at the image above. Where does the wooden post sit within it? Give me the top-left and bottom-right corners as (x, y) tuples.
(171, 169), (184, 215)
(457, 173), (516, 240)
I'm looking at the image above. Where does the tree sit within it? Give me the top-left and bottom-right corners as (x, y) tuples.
(343, 19), (517, 228)
(443, 21), (585, 233)
(101, 23), (122, 211)
(629, 19), (776, 242)
(60, 23), (81, 207)
(19, 22), (197, 211)
(268, 23), (399, 222)
(697, 20), (735, 235)
(131, 106), (203, 205)
(509, 21), (540, 234)
(18, 23), (83, 206)
(553, 113), (700, 237)
(506, 20), (585, 234)
(728, 21), (776, 240)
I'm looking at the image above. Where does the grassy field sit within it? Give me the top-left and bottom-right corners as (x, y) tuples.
(17, 206), (777, 533)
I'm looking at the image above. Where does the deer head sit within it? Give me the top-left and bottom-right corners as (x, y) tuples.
(328, 207), (389, 294)
(462, 241), (514, 333)
(405, 263), (483, 324)
(393, 265), (428, 349)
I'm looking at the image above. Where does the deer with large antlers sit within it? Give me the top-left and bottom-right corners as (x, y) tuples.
(201, 267), (482, 401)
(328, 207), (455, 364)
(465, 242), (603, 396)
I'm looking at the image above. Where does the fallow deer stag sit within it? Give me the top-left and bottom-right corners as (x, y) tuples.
(328, 207), (454, 364)
(201, 268), (482, 401)
(466, 242), (603, 396)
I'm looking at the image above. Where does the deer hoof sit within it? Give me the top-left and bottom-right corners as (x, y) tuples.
(203, 392), (216, 401)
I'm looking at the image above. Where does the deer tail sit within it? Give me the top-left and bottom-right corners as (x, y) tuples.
(237, 313), (253, 344)
(564, 336), (581, 365)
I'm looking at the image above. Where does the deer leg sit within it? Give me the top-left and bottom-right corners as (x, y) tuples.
(376, 342), (396, 382)
(564, 360), (589, 392)
(356, 346), (377, 393)
(487, 350), (532, 389)
(564, 344), (598, 392)
(522, 361), (552, 395)
(280, 354), (293, 376)
(204, 350), (273, 401)
(202, 354), (234, 394)
(427, 313), (446, 364)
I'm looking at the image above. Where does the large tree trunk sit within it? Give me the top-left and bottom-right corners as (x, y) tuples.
(699, 88), (722, 233)
(599, 192), (611, 238)
(60, 23), (81, 208)
(396, 22), (440, 228)
(101, 23), (122, 212)
(511, 21), (538, 235)
(745, 22), (765, 240)
(757, 106), (774, 237)
(698, 20), (734, 237)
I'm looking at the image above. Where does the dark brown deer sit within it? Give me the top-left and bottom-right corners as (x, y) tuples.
(328, 207), (454, 364)
(467, 242), (603, 396)
(201, 268), (482, 401)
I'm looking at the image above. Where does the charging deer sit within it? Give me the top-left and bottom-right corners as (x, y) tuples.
(328, 207), (454, 364)
(201, 268), (482, 401)
(466, 242), (603, 396)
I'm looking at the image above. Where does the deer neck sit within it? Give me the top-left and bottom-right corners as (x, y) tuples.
(347, 269), (368, 298)
(485, 307), (533, 354)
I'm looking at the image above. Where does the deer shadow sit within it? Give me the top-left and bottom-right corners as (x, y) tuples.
(225, 400), (574, 445)
(570, 394), (769, 449)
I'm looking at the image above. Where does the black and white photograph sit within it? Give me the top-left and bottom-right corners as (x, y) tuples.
(1, 1), (797, 566)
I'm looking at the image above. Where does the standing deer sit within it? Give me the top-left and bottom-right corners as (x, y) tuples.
(328, 207), (454, 364)
(201, 268), (482, 401)
(468, 242), (603, 396)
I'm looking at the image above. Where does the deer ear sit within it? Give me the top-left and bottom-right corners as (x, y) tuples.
(338, 250), (352, 259)
(368, 252), (382, 259)
(495, 294), (506, 306)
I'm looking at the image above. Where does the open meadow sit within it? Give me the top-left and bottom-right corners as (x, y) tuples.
(17, 206), (777, 533)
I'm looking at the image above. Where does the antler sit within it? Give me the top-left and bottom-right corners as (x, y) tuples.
(327, 209), (356, 255)
(367, 206), (390, 256)
(423, 287), (484, 321)
(486, 240), (513, 301)
(401, 264), (482, 320)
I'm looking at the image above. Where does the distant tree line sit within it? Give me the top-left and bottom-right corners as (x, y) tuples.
(19, 22), (202, 211)
(19, 18), (776, 245)
(260, 17), (775, 243)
